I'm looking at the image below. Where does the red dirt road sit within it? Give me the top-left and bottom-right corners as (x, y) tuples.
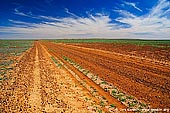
(0, 42), (107, 113)
(40, 41), (170, 109)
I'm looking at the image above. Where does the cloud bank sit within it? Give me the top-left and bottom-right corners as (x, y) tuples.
(0, 0), (170, 39)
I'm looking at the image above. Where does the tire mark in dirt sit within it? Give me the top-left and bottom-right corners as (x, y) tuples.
(49, 49), (127, 110)
(0, 45), (35, 112)
(37, 42), (106, 113)
(61, 44), (170, 79)
(29, 44), (42, 112)
(40, 41), (170, 108)
(50, 45), (170, 93)
(43, 43), (170, 93)
(63, 43), (170, 73)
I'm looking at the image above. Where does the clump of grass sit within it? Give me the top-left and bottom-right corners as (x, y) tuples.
(104, 87), (108, 92)
(91, 75), (95, 80)
(0, 76), (3, 81)
(62, 56), (68, 60)
(118, 92), (124, 96)
(111, 89), (117, 95)
(98, 109), (102, 113)
(51, 56), (62, 68)
(90, 86), (93, 89)
(58, 64), (62, 68)
(101, 81), (107, 84)
(113, 95), (119, 99)
(120, 98), (126, 102)
(93, 89), (97, 93)
(140, 103), (147, 107)
(127, 96), (134, 99)
(100, 101), (105, 107)
(110, 104), (115, 108)
(128, 103), (136, 108)
(128, 100), (138, 108)
(102, 96), (106, 100)
(83, 70), (89, 75)
(85, 97), (89, 101)
(94, 75), (98, 81)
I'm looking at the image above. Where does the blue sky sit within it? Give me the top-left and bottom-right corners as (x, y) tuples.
(0, 0), (170, 39)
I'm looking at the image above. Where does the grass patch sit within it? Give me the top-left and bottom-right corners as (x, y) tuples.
(98, 109), (102, 113)
(100, 81), (107, 84)
(83, 70), (89, 75)
(51, 56), (62, 68)
(0, 40), (33, 83)
(49, 39), (170, 48)
(127, 96), (134, 99)
(100, 101), (105, 107)
(111, 89), (117, 95)
(110, 104), (115, 108)
(120, 98), (126, 102)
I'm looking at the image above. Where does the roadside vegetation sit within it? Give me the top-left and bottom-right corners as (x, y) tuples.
(50, 39), (170, 48)
(0, 40), (33, 83)
(62, 55), (150, 112)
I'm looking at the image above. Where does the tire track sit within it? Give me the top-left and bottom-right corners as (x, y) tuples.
(29, 43), (42, 112)
(51, 44), (170, 93)
(40, 41), (170, 108)
(37, 42), (106, 113)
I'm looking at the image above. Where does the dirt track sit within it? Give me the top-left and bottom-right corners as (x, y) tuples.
(69, 43), (170, 62)
(0, 42), (107, 113)
(40, 41), (170, 108)
(1, 41), (170, 112)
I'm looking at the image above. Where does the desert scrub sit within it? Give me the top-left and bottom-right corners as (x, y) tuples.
(51, 56), (62, 68)
(0, 40), (33, 84)
(99, 101), (105, 107)
(120, 97), (126, 102)
(126, 96), (134, 100)
(98, 109), (102, 113)
(83, 70), (89, 75)
(110, 104), (115, 108)
(61, 56), (150, 112)
(111, 89), (118, 96)
(100, 81), (107, 84)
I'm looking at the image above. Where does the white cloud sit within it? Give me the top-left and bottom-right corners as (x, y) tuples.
(113, 9), (136, 18)
(149, 0), (170, 17)
(64, 8), (79, 18)
(124, 1), (142, 12)
(115, 0), (170, 39)
(0, 0), (170, 39)
(14, 8), (30, 17)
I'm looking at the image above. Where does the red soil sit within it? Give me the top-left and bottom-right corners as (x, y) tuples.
(68, 43), (170, 62)
(40, 41), (170, 109)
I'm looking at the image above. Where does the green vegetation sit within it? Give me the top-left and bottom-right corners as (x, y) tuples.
(98, 109), (102, 113)
(83, 70), (89, 75)
(50, 39), (170, 48)
(100, 101), (105, 107)
(126, 96), (134, 99)
(0, 40), (33, 48)
(128, 100), (138, 108)
(0, 40), (33, 55)
(51, 56), (62, 68)
(128, 102), (137, 108)
(104, 87), (108, 92)
(120, 97), (126, 102)
(101, 81), (107, 84)
(110, 104), (115, 108)
(61, 52), (150, 111)
(0, 40), (33, 82)
(111, 89), (117, 95)
(102, 96), (106, 100)
(140, 103), (147, 107)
